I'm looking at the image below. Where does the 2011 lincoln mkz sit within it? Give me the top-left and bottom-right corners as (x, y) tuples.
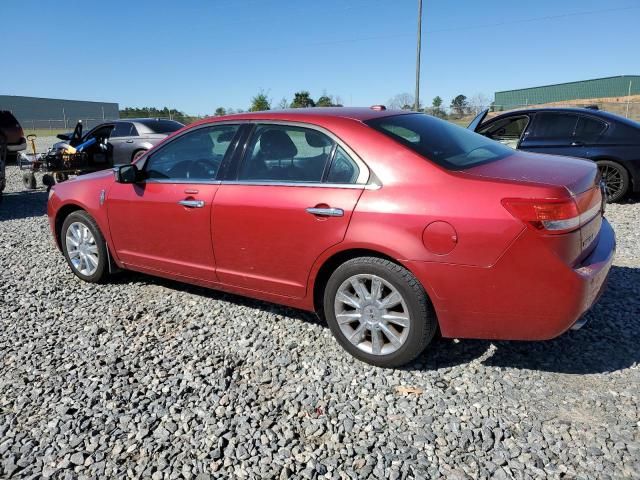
(47, 107), (616, 367)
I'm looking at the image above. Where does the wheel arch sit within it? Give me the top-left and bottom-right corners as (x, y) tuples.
(54, 203), (85, 249)
(311, 247), (438, 314)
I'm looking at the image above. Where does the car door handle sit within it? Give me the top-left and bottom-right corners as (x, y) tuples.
(126, 139), (134, 143)
(178, 199), (205, 208)
(571, 141), (584, 146)
(306, 207), (344, 217)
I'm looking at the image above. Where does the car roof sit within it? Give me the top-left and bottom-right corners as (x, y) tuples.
(493, 107), (640, 126)
(193, 107), (413, 127)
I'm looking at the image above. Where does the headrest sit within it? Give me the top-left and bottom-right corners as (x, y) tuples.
(259, 129), (297, 159)
(305, 131), (332, 148)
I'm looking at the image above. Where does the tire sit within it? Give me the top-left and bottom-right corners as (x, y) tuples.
(323, 257), (437, 367)
(597, 160), (630, 203)
(22, 172), (37, 190)
(61, 210), (109, 283)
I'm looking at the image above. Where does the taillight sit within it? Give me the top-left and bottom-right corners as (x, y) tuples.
(502, 189), (602, 235)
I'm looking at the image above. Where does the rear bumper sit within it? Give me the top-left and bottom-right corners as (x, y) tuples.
(404, 218), (616, 340)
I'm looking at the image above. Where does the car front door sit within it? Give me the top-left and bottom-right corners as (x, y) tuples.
(477, 114), (530, 149)
(109, 122), (139, 165)
(107, 124), (241, 283)
(212, 123), (367, 298)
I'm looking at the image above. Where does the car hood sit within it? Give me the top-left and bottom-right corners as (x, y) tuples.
(459, 151), (598, 195)
(68, 168), (114, 183)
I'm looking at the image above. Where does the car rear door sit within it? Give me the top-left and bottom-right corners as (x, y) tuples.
(518, 112), (581, 156)
(211, 122), (367, 298)
(107, 123), (241, 282)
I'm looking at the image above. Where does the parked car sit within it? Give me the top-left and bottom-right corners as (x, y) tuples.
(55, 118), (184, 166)
(47, 108), (614, 367)
(0, 110), (27, 199)
(468, 107), (640, 202)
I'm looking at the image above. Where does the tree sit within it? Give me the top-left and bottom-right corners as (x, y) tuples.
(430, 96), (446, 118)
(468, 93), (490, 115)
(290, 91), (315, 108)
(250, 92), (271, 112)
(450, 94), (469, 118)
(388, 93), (415, 110)
(214, 107), (227, 116)
(277, 98), (288, 109)
(316, 95), (333, 107)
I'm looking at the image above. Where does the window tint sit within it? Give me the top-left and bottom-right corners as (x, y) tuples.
(575, 116), (607, 139)
(139, 119), (184, 134)
(530, 113), (578, 139)
(239, 125), (334, 182)
(111, 122), (135, 138)
(366, 114), (513, 170)
(327, 146), (360, 183)
(479, 116), (528, 139)
(145, 125), (239, 181)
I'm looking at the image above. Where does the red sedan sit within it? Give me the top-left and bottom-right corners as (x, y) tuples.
(47, 107), (615, 367)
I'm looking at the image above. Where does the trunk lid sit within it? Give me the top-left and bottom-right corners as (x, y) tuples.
(463, 150), (599, 195)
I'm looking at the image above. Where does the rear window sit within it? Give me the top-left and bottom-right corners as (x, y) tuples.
(139, 119), (184, 134)
(365, 113), (513, 170)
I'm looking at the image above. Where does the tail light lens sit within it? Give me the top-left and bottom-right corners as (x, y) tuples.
(502, 189), (602, 234)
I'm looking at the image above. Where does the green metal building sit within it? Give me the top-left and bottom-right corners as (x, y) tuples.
(494, 75), (640, 109)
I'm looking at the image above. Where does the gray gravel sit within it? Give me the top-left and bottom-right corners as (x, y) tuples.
(1, 165), (639, 479)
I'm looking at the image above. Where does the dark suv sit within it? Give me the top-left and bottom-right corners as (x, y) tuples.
(0, 111), (27, 199)
(469, 107), (640, 202)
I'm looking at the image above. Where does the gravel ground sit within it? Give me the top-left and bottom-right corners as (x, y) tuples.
(0, 165), (639, 479)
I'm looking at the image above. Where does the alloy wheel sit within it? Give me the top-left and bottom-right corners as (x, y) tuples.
(65, 222), (100, 276)
(598, 164), (624, 201)
(334, 274), (411, 356)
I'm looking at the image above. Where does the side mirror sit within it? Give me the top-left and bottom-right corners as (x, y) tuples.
(114, 164), (142, 184)
(57, 133), (71, 141)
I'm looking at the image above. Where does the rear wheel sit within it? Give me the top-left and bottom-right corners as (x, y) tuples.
(323, 257), (437, 367)
(61, 211), (109, 283)
(597, 160), (629, 203)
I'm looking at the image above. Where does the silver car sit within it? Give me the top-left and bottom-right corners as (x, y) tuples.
(55, 118), (184, 165)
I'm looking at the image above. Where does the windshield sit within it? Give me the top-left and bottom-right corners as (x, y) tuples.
(365, 113), (513, 170)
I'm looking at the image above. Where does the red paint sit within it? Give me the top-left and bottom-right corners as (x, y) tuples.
(47, 108), (615, 341)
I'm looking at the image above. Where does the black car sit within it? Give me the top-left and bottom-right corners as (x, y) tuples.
(469, 107), (640, 202)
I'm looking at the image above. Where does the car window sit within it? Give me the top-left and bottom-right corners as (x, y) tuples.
(479, 116), (529, 142)
(84, 125), (113, 141)
(366, 114), (513, 170)
(239, 125), (334, 182)
(139, 119), (184, 134)
(530, 113), (579, 139)
(145, 125), (239, 181)
(327, 146), (360, 183)
(575, 116), (607, 139)
(111, 122), (135, 138)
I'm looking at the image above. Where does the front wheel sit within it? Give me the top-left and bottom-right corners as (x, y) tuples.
(597, 160), (629, 203)
(61, 211), (109, 283)
(22, 172), (37, 190)
(323, 257), (437, 367)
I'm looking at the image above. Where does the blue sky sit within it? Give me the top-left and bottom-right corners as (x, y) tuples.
(1, 0), (638, 114)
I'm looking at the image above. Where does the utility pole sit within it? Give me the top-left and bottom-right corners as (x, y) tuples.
(414, 0), (423, 112)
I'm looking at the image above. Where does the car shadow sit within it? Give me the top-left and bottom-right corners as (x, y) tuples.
(0, 189), (48, 221)
(113, 265), (638, 375)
